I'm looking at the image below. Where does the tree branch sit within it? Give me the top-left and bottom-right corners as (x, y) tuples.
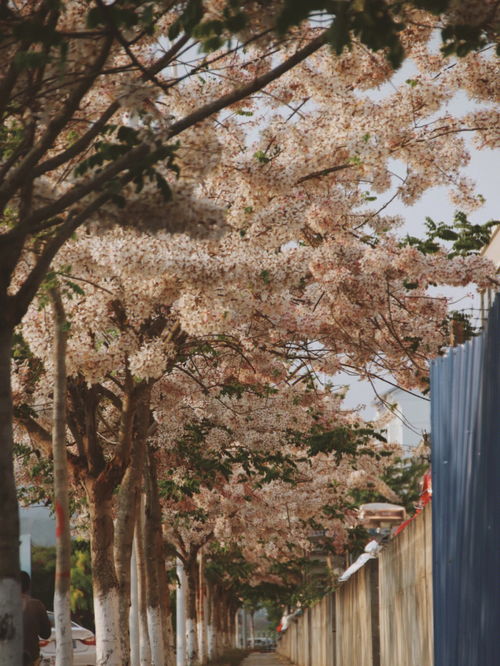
(0, 34), (114, 209)
(167, 31), (328, 138)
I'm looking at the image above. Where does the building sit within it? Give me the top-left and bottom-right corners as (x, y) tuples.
(19, 504), (55, 574)
(373, 387), (430, 454)
(480, 225), (500, 324)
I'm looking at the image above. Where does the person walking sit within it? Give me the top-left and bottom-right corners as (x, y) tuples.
(21, 571), (51, 666)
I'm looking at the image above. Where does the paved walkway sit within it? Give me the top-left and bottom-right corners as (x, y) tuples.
(241, 652), (293, 666)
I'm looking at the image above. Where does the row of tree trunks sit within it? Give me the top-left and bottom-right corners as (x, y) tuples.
(182, 571), (242, 665)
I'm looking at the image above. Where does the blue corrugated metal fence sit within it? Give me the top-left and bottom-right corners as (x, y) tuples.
(430, 293), (500, 666)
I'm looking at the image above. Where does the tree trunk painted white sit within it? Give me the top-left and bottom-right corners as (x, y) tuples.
(115, 392), (149, 665)
(185, 555), (199, 665)
(0, 324), (22, 666)
(196, 619), (204, 664)
(144, 448), (166, 665)
(147, 605), (165, 665)
(159, 563), (174, 666)
(249, 610), (255, 649)
(135, 496), (151, 666)
(196, 550), (206, 664)
(87, 480), (123, 666)
(176, 558), (186, 666)
(0, 578), (22, 665)
(206, 623), (215, 661)
(54, 590), (73, 666)
(94, 587), (122, 666)
(186, 618), (197, 666)
(129, 538), (140, 666)
(50, 288), (73, 666)
(206, 582), (214, 661)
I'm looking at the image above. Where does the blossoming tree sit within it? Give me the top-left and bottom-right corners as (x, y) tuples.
(2, 1), (498, 663)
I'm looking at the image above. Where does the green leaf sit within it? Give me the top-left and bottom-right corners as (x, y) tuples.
(254, 150), (270, 164)
(259, 269), (271, 284)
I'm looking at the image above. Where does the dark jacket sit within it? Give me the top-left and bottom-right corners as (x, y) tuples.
(22, 594), (51, 665)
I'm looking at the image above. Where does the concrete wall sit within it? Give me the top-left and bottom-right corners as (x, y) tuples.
(277, 506), (433, 666)
(379, 505), (433, 666)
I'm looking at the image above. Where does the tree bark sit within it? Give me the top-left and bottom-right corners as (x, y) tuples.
(176, 558), (186, 666)
(0, 322), (22, 666)
(50, 288), (73, 666)
(129, 535), (140, 666)
(86, 477), (122, 666)
(185, 553), (199, 665)
(148, 445), (175, 665)
(144, 447), (165, 666)
(196, 549), (207, 665)
(114, 390), (150, 664)
(206, 581), (215, 662)
(249, 610), (255, 649)
(135, 494), (151, 665)
(158, 551), (174, 666)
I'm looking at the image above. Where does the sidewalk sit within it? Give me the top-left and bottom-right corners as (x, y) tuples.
(241, 652), (293, 666)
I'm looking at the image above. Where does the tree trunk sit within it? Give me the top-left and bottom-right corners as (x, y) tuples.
(0, 323), (22, 665)
(129, 536), (140, 666)
(196, 550), (207, 664)
(185, 554), (199, 665)
(50, 288), (73, 666)
(249, 610), (255, 649)
(135, 494), (151, 665)
(212, 585), (221, 658)
(86, 478), (122, 666)
(114, 392), (150, 664)
(158, 551), (174, 666)
(144, 448), (165, 666)
(176, 557), (186, 666)
(148, 445), (175, 665)
(206, 581), (215, 661)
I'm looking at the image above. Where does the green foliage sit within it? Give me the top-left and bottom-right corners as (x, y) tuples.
(169, 0), (247, 51)
(15, 443), (54, 505)
(158, 415), (299, 506)
(445, 310), (479, 342)
(274, 0), (495, 66)
(206, 542), (255, 586)
(36, 265), (84, 311)
(28, 541), (94, 629)
(253, 150), (271, 164)
(70, 540), (94, 631)
(31, 546), (56, 609)
(0, 122), (25, 161)
(74, 124), (179, 206)
(350, 455), (429, 514)
(289, 423), (387, 463)
(441, 22), (499, 58)
(403, 211), (498, 259)
(87, 0), (159, 36)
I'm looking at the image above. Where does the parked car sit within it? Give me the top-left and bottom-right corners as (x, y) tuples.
(40, 612), (96, 666)
(248, 636), (276, 652)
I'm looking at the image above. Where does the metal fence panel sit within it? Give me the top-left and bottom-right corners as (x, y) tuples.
(430, 294), (500, 666)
